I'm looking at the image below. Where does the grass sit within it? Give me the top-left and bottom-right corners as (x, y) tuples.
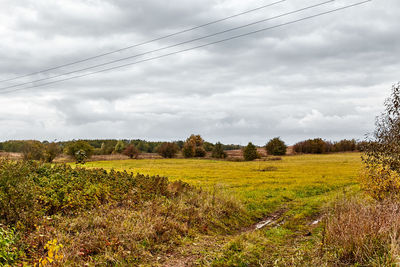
(80, 153), (363, 265)
(0, 153), (363, 265)
(85, 153), (361, 219)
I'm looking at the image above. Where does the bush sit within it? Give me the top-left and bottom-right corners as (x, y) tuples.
(157, 142), (179, 158)
(212, 142), (227, 159)
(294, 138), (330, 154)
(21, 140), (45, 161)
(0, 159), (249, 265)
(0, 227), (22, 265)
(65, 141), (94, 163)
(243, 142), (258, 161)
(114, 140), (126, 154)
(43, 142), (61, 163)
(122, 144), (140, 159)
(361, 83), (400, 199)
(183, 135), (206, 158)
(323, 196), (400, 266)
(195, 147), (206, 157)
(265, 137), (287, 156)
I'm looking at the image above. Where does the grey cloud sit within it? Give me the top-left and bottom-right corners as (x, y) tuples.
(0, 0), (398, 144)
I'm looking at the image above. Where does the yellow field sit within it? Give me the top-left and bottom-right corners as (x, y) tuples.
(85, 153), (362, 218)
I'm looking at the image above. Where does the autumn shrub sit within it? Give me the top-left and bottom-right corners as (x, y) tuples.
(21, 140), (45, 161)
(183, 135), (206, 158)
(157, 142), (179, 158)
(0, 158), (249, 265)
(243, 142), (259, 161)
(65, 141), (94, 163)
(265, 137), (287, 156)
(122, 144), (140, 159)
(323, 196), (400, 266)
(0, 227), (23, 266)
(361, 83), (400, 199)
(212, 142), (227, 159)
(43, 142), (62, 162)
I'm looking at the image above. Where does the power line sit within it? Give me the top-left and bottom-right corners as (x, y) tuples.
(0, 0), (286, 84)
(1, 0), (371, 95)
(0, 0), (335, 91)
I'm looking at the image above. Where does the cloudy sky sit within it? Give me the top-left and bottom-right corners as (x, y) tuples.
(0, 0), (398, 145)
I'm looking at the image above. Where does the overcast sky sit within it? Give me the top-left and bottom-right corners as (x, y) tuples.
(0, 0), (398, 145)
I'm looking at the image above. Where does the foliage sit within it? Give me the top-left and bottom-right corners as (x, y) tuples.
(0, 227), (22, 265)
(363, 83), (400, 172)
(64, 141), (94, 162)
(157, 142), (179, 158)
(243, 142), (258, 161)
(113, 140), (126, 154)
(0, 158), (250, 265)
(359, 164), (400, 200)
(22, 140), (45, 161)
(266, 137), (287, 156)
(212, 142), (227, 159)
(43, 142), (61, 163)
(122, 144), (140, 159)
(183, 134), (206, 158)
(203, 142), (215, 152)
(294, 138), (358, 154)
(323, 196), (400, 266)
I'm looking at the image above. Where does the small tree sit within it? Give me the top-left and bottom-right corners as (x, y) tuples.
(266, 137), (287, 156)
(21, 141), (45, 161)
(65, 141), (94, 163)
(243, 142), (259, 161)
(114, 140), (126, 154)
(43, 142), (61, 163)
(212, 142), (227, 159)
(122, 144), (140, 159)
(182, 142), (195, 158)
(183, 134), (206, 158)
(158, 142), (179, 158)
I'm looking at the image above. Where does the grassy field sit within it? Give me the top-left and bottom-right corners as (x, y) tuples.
(79, 153), (363, 265)
(0, 153), (363, 265)
(85, 153), (361, 219)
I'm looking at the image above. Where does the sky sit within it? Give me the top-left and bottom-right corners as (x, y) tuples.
(0, 0), (398, 145)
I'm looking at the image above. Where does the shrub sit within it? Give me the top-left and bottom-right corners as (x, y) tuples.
(43, 142), (61, 163)
(122, 144), (140, 159)
(21, 140), (45, 161)
(182, 134), (206, 158)
(157, 142), (179, 158)
(0, 227), (22, 265)
(361, 83), (400, 199)
(265, 137), (287, 156)
(294, 138), (330, 154)
(243, 142), (258, 161)
(212, 142), (227, 159)
(195, 147), (206, 157)
(182, 142), (195, 158)
(114, 140), (126, 154)
(65, 141), (94, 163)
(323, 196), (400, 266)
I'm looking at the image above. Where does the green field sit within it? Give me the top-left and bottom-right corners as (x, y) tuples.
(80, 153), (362, 265)
(86, 153), (361, 219)
(0, 153), (363, 266)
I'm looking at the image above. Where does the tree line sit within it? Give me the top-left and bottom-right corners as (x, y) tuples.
(0, 136), (362, 164)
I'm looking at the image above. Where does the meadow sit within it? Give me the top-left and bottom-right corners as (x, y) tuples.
(0, 153), (363, 266)
(81, 153), (362, 265)
(86, 153), (361, 219)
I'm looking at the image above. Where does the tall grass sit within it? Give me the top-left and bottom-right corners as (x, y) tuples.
(0, 159), (249, 265)
(323, 196), (400, 265)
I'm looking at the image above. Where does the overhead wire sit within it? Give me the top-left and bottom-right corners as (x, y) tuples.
(0, 0), (286, 83)
(0, 0), (371, 95)
(0, 0), (335, 92)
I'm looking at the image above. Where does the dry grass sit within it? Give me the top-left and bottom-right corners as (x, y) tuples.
(323, 196), (400, 266)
